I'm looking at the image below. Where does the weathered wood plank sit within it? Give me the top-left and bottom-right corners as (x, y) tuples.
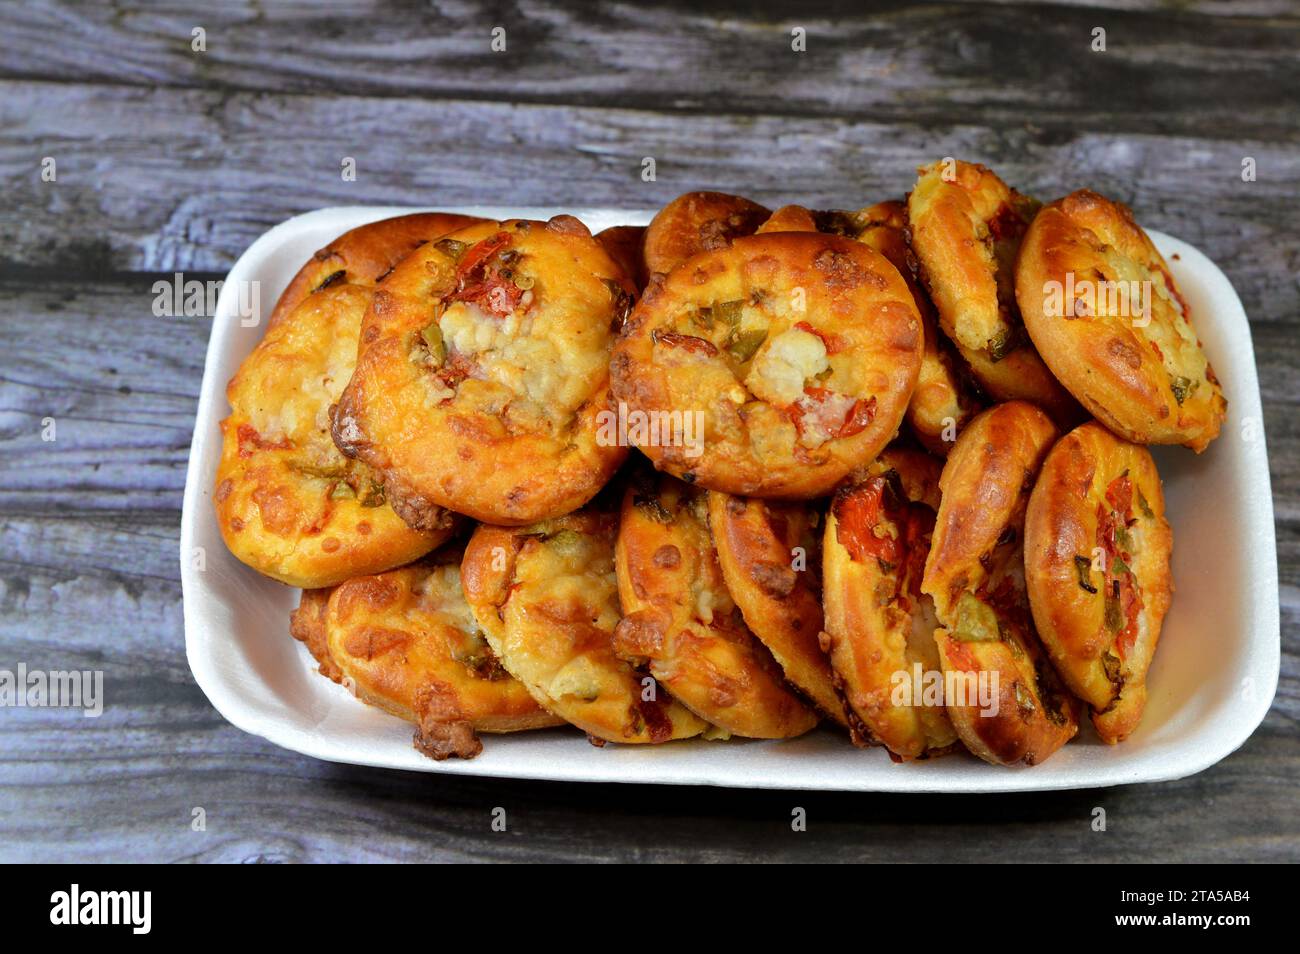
(2, 717), (1296, 862)
(0, 0), (1296, 138)
(2, 83), (1297, 326)
(0, 276), (209, 513)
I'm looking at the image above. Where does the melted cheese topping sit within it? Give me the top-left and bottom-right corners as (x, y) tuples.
(439, 295), (608, 425)
(744, 327), (828, 405)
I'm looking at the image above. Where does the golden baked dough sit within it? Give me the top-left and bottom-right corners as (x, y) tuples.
(289, 587), (340, 680)
(1016, 189), (1226, 452)
(610, 231), (923, 498)
(906, 160), (1081, 425)
(920, 402), (1080, 765)
(851, 201), (981, 455)
(1024, 422), (1173, 743)
(614, 471), (817, 739)
(460, 505), (707, 744)
(332, 217), (633, 526)
(708, 491), (846, 725)
(268, 212), (481, 330)
(755, 205), (821, 234)
(216, 283), (453, 588)
(822, 448), (959, 759)
(643, 191), (771, 277)
(595, 225), (648, 294)
(289, 551), (561, 760)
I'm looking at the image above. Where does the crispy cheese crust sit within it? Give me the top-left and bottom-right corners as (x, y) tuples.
(643, 191), (771, 277)
(614, 472), (817, 739)
(268, 212), (482, 330)
(216, 283), (452, 588)
(611, 231), (922, 498)
(1024, 422), (1173, 743)
(332, 217), (633, 526)
(708, 491), (845, 726)
(460, 507), (707, 744)
(907, 161), (1081, 426)
(920, 402), (1080, 765)
(1016, 190), (1226, 452)
(289, 552), (561, 760)
(822, 448), (959, 760)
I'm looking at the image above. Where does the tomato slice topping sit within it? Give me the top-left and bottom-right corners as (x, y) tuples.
(447, 231), (524, 318)
(793, 320), (848, 355)
(833, 474), (935, 605)
(788, 388), (875, 443)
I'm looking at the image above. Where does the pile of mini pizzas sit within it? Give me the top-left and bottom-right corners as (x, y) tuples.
(215, 160), (1225, 766)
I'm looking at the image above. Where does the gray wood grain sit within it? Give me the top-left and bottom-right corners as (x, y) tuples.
(3, 83), (1297, 325)
(0, 0), (1296, 863)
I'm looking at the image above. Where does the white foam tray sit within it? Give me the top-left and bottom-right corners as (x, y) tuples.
(180, 206), (1280, 791)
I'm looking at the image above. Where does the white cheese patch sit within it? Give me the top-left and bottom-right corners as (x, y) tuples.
(744, 327), (828, 406)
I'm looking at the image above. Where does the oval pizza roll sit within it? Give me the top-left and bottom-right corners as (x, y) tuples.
(1024, 422), (1173, 743)
(268, 212), (482, 330)
(610, 231), (923, 498)
(822, 448), (959, 759)
(289, 550), (562, 760)
(460, 506), (707, 744)
(708, 491), (845, 726)
(1016, 189), (1227, 452)
(332, 216), (633, 526)
(216, 283), (453, 588)
(921, 402), (1080, 765)
(907, 160), (1081, 426)
(614, 472), (817, 739)
(643, 191), (771, 277)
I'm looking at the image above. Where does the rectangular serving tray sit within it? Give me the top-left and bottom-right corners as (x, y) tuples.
(180, 205), (1280, 792)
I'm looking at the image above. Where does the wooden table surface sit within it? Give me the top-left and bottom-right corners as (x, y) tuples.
(1, 0), (1296, 863)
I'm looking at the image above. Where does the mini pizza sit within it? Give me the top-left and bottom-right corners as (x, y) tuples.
(1016, 189), (1227, 452)
(907, 160), (1081, 426)
(643, 191), (771, 277)
(708, 491), (846, 726)
(610, 231), (923, 498)
(289, 550), (562, 760)
(595, 225), (648, 295)
(331, 216), (634, 526)
(460, 505), (707, 744)
(216, 282), (454, 588)
(822, 448), (959, 759)
(614, 471), (818, 739)
(1024, 422), (1173, 743)
(920, 402), (1081, 766)
(268, 212), (481, 330)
